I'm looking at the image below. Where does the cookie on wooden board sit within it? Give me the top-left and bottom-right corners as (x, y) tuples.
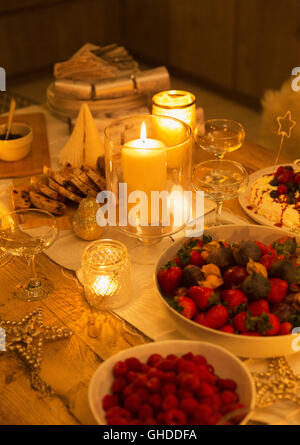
(29, 191), (66, 216)
(11, 187), (31, 210)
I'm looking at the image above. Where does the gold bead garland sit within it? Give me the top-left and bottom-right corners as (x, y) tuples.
(0, 308), (73, 394)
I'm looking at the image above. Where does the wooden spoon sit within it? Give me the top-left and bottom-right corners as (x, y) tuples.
(5, 98), (16, 140)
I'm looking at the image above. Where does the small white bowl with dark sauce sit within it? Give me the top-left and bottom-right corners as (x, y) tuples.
(0, 123), (33, 161)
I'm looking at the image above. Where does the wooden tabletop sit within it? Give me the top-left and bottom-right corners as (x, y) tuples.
(0, 140), (294, 425)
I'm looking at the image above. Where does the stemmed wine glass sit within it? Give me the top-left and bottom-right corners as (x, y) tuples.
(195, 119), (245, 159)
(0, 209), (58, 301)
(192, 160), (248, 226)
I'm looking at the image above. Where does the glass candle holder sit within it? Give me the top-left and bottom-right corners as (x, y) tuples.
(80, 239), (131, 310)
(152, 90), (196, 133)
(104, 114), (193, 244)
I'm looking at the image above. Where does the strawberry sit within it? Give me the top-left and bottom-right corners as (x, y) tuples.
(193, 312), (205, 325)
(202, 305), (229, 329)
(272, 236), (297, 258)
(220, 289), (247, 313)
(260, 252), (278, 270)
(255, 312), (280, 336)
(248, 299), (269, 316)
(233, 312), (255, 333)
(220, 324), (235, 334)
(189, 250), (206, 267)
(176, 296), (197, 319)
(277, 185), (288, 195)
(189, 286), (218, 310)
(267, 278), (288, 303)
(256, 241), (274, 256)
(279, 321), (292, 335)
(158, 265), (182, 295)
(275, 166), (285, 176)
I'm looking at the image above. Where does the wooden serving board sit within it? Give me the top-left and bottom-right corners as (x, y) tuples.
(0, 112), (50, 178)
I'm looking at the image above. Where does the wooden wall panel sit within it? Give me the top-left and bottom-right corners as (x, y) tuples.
(0, 0), (121, 76)
(168, 0), (236, 88)
(121, 0), (169, 64)
(235, 0), (300, 98)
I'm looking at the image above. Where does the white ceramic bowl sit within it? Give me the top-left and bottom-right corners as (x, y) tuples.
(0, 123), (33, 161)
(155, 225), (300, 358)
(88, 340), (255, 425)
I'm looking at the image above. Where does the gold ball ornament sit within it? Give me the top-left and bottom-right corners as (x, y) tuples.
(72, 194), (103, 241)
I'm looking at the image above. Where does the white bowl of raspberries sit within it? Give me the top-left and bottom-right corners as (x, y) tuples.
(155, 225), (300, 358)
(88, 340), (255, 425)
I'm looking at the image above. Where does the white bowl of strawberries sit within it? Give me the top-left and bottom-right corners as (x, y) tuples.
(89, 340), (255, 425)
(155, 225), (300, 358)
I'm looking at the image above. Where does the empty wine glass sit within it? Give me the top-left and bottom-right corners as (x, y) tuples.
(192, 160), (248, 226)
(195, 119), (245, 159)
(0, 209), (58, 301)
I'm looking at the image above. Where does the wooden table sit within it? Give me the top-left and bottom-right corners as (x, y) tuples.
(0, 141), (294, 425)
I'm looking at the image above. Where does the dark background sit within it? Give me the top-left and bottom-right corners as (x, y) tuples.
(1, 0), (299, 107)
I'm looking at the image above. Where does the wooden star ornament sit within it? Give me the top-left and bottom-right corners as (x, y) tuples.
(0, 308), (73, 394)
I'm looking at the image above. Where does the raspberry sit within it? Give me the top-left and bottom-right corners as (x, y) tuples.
(208, 412), (222, 425)
(146, 377), (161, 392)
(197, 365), (216, 384)
(112, 377), (127, 393)
(161, 371), (176, 384)
(127, 371), (138, 382)
(193, 355), (207, 365)
(164, 408), (187, 425)
(157, 359), (176, 372)
(162, 394), (179, 411)
(142, 364), (150, 374)
(161, 383), (176, 396)
(107, 417), (128, 425)
(180, 397), (199, 415)
(177, 360), (196, 373)
(149, 393), (162, 410)
(181, 352), (194, 361)
(197, 382), (217, 398)
(122, 383), (134, 398)
(125, 357), (142, 372)
(106, 406), (131, 422)
(143, 417), (157, 425)
(156, 412), (166, 425)
(147, 368), (164, 380)
(276, 166), (285, 176)
(139, 404), (154, 420)
(217, 378), (237, 391)
(177, 372), (200, 391)
(113, 361), (128, 377)
(124, 394), (142, 413)
(135, 387), (150, 403)
(178, 388), (193, 400)
(147, 354), (162, 367)
(201, 393), (222, 411)
(102, 394), (118, 411)
(221, 390), (239, 405)
(193, 403), (213, 424)
(134, 374), (148, 387)
(166, 354), (177, 361)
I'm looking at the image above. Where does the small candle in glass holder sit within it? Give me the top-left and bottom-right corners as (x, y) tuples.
(79, 239), (131, 310)
(152, 90), (196, 133)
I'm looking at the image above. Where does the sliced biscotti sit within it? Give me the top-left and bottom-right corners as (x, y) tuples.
(43, 166), (83, 197)
(11, 187), (31, 210)
(61, 164), (97, 197)
(47, 178), (82, 203)
(29, 191), (66, 216)
(30, 175), (62, 201)
(81, 165), (106, 190)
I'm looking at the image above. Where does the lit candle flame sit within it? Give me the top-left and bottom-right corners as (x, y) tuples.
(92, 275), (119, 297)
(140, 122), (147, 143)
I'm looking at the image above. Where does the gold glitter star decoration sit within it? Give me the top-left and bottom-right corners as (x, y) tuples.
(275, 110), (296, 165)
(253, 357), (300, 408)
(0, 308), (73, 395)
